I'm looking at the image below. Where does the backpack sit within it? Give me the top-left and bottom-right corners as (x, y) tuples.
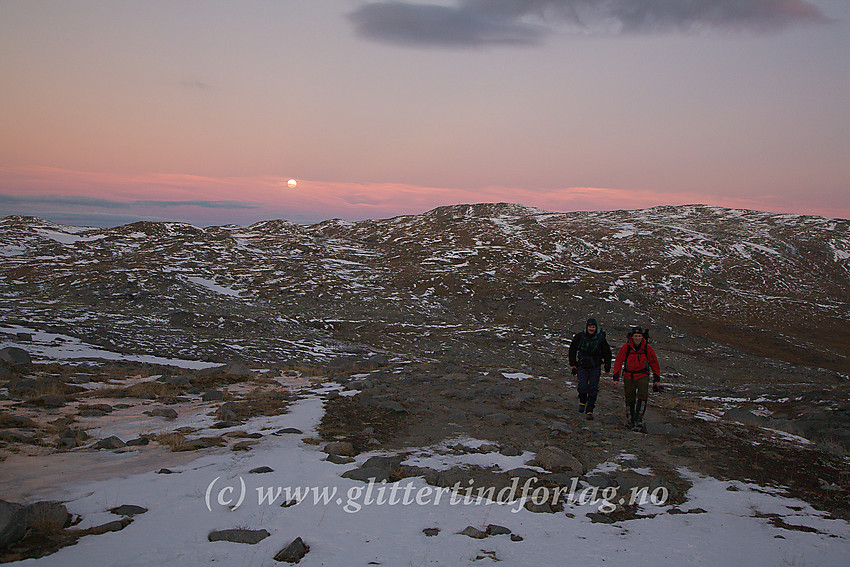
(578, 330), (605, 368)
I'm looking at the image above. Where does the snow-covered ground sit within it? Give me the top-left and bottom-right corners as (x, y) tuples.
(9, 384), (849, 567)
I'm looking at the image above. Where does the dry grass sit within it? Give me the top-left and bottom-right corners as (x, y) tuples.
(154, 432), (192, 452)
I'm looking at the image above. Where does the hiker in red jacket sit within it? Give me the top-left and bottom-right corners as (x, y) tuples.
(612, 327), (661, 431)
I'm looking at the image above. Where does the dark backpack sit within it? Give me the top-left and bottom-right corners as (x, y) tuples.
(578, 330), (605, 368)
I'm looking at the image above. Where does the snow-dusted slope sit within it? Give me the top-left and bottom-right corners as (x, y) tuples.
(1, 204), (848, 371)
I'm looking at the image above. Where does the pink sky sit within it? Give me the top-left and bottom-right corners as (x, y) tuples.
(1, 1), (848, 226)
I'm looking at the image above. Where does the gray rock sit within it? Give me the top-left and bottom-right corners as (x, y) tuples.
(547, 421), (572, 434)
(274, 537), (310, 563)
(528, 446), (585, 475)
(275, 427), (303, 435)
(145, 407), (178, 419)
(92, 436), (126, 450)
(164, 376), (192, 387)
(249, 466), (274, 474)
(486, 524), (512, 536)
(0, 347), (31, 367)
(0, 500), (27, 548)
(224, 362), (252, 377)
(24, 501), (71, 531)
(326, 454), (355, 465)
(5, 379), (37, 397)
(484, 412), (511, 426)
(379, 400), (408, 413)
(88, 518), (132, 535)
(208, 528), (270, 544)
(458, 526), (487, 539)
(126, 437), (150, 446)
(0, 413), (36, 428)
(323, 441), (355, 457)
(721, 408), (767, 426)
(423, 527), (440, 536)
(202, 390), (225, 402)
(109, 504), (148, 516)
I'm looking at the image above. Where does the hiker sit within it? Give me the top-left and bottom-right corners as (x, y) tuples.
(568, 318), (612, 421)
(612, 327), (661, 432)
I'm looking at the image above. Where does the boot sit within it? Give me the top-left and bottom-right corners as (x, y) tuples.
(578, 394), (587, 414)
(626, 402), (636, 428)
(633, 400), (647, 432)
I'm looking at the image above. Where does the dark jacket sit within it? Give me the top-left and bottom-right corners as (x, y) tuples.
(569, 330), (612, 372)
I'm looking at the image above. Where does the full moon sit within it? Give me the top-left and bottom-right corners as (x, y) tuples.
(287, 179), (298, 189)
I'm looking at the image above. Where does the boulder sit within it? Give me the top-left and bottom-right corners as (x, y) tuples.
(208, 528), (270, 544)
(24, 501), (71, 531)
(274, 537), (309, 563)
(721, 408), (767, 426)
(527, 446), (584, 475)
(0, 500), (27, 548)
(92, 436), (126, 450)
(0, 347), (31, 367)
(323, 441), (355, 457)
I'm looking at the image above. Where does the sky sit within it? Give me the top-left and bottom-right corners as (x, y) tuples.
(1, 0), (848, 227)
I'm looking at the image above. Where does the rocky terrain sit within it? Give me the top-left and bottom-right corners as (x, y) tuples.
(0, 203), (848, 564)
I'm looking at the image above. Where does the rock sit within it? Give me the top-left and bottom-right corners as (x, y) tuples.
(547, 421), (572, 434)
(323, 441), (355, 457)
(88, 518), (132, 535)
(31, 395), (66, 407)
(224, 362), (252, 377)
(92, 436), (126, 450)
(126, 437), (150, 446)
(510, 533), (524, 542)
(423, 527), (440, 537)
(145, 407), (178, 419)
(342, 455), (404, 483)
(326, 454), (355, 465)
(156, 468), (176, 474)
(275, 427), (303, 435)
(0, 500), (27, 548)
(164, 376), (192, 387)
(15, 333), (32, 342)
(109, 505), (148, 516)
(379, 400), (408, 413)
(202, 390), (225, 401)
(486, 524), (512, 536)
(0, 347), (31, 367)
(0, 430), (38, 444)
(24, 501), (71, 532)
(458, 526), (487, 539)
(528, 446), (585, 475)
(0, 413), (36, 428)
(274, 537), (310, 563)
(249, 466), (274, 474)
(5, 379), (37, 397)
(499, 445), (522, 457)
(484, 412), (511, 426)
(208, 528), (270, 544)
(721, 408), (767, 426)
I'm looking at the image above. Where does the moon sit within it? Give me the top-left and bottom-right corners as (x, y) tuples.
(287, 179), (298, 189)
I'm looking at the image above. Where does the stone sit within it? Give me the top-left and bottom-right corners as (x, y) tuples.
(145, 407), (178, 419)
(0, 347), (31, 367)
(88, 518), (132, 535)
(109, 505), (148, 516)
(528, 446), (585, 475)
(486, 524), (512, 536)
(323, 441), (355, 457)
(208, 528), (270, 544)
(458, 526), (487, 539)
(326, 454), (355, 465)
(721, 408), (767, 426)
(274, 537), (310, 563)
(275, 427), (303, 435)
(126, 437), (150, 446)
(249, 466), (274, 474)
(423, 527), (440, 537)
(0, 500), (27, 548)
(92, 436), (126, 450)
(202, 390), (225, 402)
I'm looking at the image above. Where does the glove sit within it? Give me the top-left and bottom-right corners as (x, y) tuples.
(652, 375), (661, 392)
(613, 371), (620, 382)
(570, 366), (578, 376)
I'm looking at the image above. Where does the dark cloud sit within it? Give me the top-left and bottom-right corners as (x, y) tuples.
(348, 0), (830, 47)
(135, 200), (259, 209)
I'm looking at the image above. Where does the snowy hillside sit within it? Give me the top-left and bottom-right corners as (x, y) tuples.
(0, 204), (848, 371)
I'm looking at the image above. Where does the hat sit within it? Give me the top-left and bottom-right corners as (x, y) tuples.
(586, 318), (598, 329)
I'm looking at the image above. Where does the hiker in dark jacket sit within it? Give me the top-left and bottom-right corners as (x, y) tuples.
(568, 318), (612, 421)
(612, 327), (661, 431)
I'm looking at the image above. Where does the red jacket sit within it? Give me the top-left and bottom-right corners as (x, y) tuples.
(613, 341), (660, 380)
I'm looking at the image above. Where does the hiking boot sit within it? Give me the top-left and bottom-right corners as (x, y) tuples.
(578, 402), (586, 414)
(586, 412), (594, 421)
